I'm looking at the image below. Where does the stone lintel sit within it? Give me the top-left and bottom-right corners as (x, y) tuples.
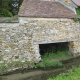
(33, 38), (78, 44)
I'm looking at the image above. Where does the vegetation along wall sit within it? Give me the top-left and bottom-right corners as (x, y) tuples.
(0, 18), (80, 67)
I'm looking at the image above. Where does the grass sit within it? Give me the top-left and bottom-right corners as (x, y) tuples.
(34, 50), (69, 68)
(42, 51), (68, 60)
(47, 66), (80, 80)
(0, 63), (8, 72)
(34, 60), (63, 68)
(6, 15), (18, 22)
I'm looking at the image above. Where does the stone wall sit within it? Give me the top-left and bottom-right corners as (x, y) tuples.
(0, 18), (80, 69)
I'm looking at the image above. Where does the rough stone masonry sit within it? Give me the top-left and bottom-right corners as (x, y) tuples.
(0, 0), (80, 68)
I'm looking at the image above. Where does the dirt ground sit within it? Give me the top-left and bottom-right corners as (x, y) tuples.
(0, 56), (80, 80)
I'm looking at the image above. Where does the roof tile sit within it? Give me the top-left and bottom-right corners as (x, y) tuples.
(18, 0), (80, 18)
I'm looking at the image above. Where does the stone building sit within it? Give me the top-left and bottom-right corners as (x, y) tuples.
(0, 0), (80, 67)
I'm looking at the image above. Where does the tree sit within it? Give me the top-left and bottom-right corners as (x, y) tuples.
(0, 0), (23, 17)
(0, 0), (12, 17)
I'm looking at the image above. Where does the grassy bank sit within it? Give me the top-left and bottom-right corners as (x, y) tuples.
(47, 66), (80, 80)
(34, 50), (69, 68)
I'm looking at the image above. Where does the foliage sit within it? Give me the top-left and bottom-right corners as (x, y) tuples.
(0, 63), (8, 72)
(12, 61), (22, 67)
(76, 8), (80, 15)
(0, 0), (23, 17)
(73, 8), (80, 22)
(47, 66), (80, 80)
(43, 51), (68, 60)
(0, 0), (12, 17)
(6, 15), (18, 22)
(0, 8), (13, 17)
(34, 61), (63, 68)
(34, 50), (69, 68)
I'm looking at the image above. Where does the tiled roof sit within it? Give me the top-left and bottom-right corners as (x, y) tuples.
(18, 0), (80, 18)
